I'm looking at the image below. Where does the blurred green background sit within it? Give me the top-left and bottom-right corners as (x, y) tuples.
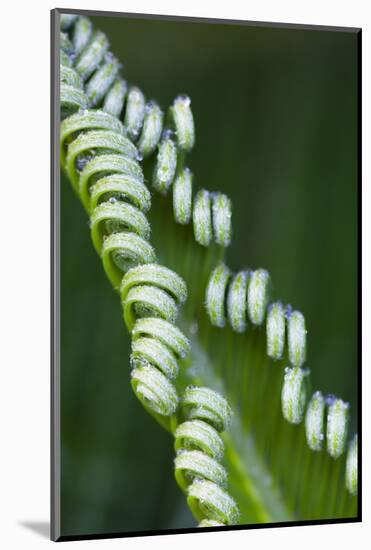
(61, 13), (358, 537)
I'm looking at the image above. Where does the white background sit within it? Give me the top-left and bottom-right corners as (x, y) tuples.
(0, 0), (368, 548)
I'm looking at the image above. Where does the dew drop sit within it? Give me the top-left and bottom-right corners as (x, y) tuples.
(189, 321), (198, 335)
(285, 304), (293, 319)
(326, 394), (336, 406)
(145, 101), (155, 113)
(161, 129), (172, 141)
(177, 94), (191, 107)
(76, 154), (92, 172)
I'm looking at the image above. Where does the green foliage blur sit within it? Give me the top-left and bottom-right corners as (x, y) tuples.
(60, 12), (358, 537)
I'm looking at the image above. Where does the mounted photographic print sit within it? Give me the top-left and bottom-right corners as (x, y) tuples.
(51, 8), (361, 542)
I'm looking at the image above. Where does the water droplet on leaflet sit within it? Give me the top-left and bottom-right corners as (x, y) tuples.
(326, 394), (336, 406)
(163, 128), (173, 140)
(177, 94), (191, 107)
(285, 304), (293, 319)
(76, 154), (92, 172)
(145, 101), (155, 113)
(189, 321), (198, 335)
